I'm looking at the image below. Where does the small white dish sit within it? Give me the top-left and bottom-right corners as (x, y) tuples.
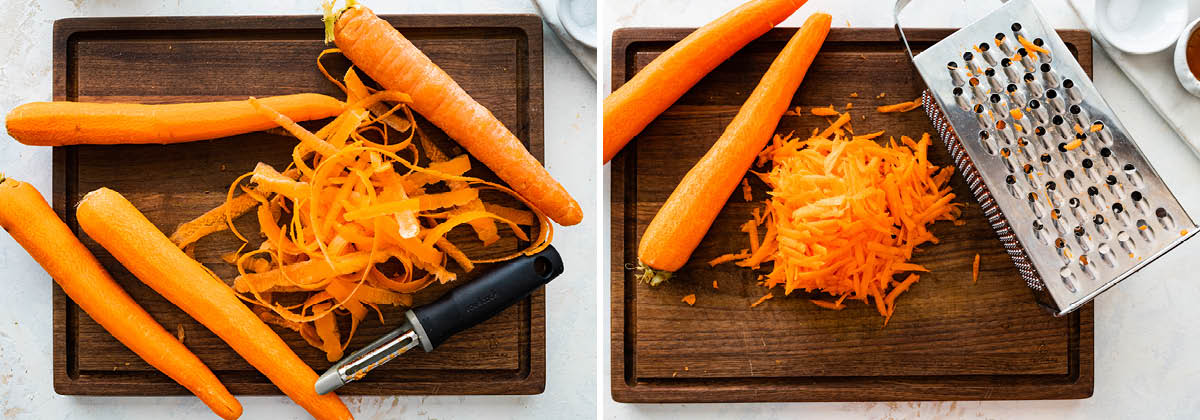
(557, 0), (596, 49)
(1175, 17), (1200, 97)
(1094, 0), (1187, 55)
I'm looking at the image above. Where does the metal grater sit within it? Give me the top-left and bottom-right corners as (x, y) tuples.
(894, 0), (1198, 316)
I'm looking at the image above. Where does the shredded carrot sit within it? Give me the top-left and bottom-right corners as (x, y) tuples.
(713, 280), (719, 289)
(1017, 35), (1049, 56)
(1010, 109), (1024, 120)
(845, 102), (853, 110)
(682, 294), (697, 306)
(166, 63), (553, 360)
(741, 178), (752, 201)
(809, 299), (845, 310)
(1090, 123), (1103, 133)
(849, 92), (858, 98)
(810, 106), (839, 116)
(729, 113), (959, 322)
(877, 98), (922, 113)
(972, 254), (980, 283)
(876, 92), (886, 99)
(750, 292), (774, 308)
(708, 251), (750, 267)
(1064, 139), (1082, 150)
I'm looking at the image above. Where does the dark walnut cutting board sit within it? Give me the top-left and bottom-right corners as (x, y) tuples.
(610, 28), (1093, 403)
(51, 15), (545, 396)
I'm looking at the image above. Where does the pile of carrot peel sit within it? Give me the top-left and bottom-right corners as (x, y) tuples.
(169, 51), (551, 361)
(714, 111), (961, 324)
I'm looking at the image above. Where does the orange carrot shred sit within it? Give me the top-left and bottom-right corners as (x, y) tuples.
(809, 299), (845, 310)
(810, 106), (839, 116)
(713, 280), (719, 289)
(877, 98), (922, 113)
(682, 294), (697, 306)
(750, 292), (774, 308)
(741, 178), (752, 201)
(972, 253), (981, 283)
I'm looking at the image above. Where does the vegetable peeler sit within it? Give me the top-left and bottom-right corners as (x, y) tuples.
(895, 0), (1198, 315)
(314, 245), (563, 394)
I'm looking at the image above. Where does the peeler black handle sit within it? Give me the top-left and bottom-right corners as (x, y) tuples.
(407, 245), (563, 350)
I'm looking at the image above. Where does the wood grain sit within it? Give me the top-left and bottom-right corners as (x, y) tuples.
(610, 28), (1093, 403)
(51, 14), (545, 396)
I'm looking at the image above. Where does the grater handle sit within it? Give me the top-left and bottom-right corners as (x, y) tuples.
(892, 0), (1011, 62)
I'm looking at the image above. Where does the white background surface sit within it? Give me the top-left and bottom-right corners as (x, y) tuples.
(601, 0), (1200, 419)
(0, 0), (596, 419)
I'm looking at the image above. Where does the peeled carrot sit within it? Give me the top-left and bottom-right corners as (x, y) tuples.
(637, 13), (832, 285)
(5, 93), (344, 146)
(602, 0), (807, 163)
(330, 4), (582, 226)
(0, 178), (240, 420)
(75, 188), (351, 420)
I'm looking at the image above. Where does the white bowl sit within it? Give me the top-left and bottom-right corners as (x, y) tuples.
(1175, 17), (1200, 97)
(1095, 0), (1187, 55)
(557, 0), (596, 49)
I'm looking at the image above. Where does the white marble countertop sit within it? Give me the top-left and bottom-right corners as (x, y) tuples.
(0, 0), (597, 419)
(601, 0), (1200, 419)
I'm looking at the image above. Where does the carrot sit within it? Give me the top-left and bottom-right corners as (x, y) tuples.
(329, 5), (581, 226)
(682, 294), (697, 305)
(5, 93), (343, 146)
(602, 0), (807, 163)
(0, 178), (240, 420)
(732, 115), (960, 322)
(751, 292), (775, 308)
(637, 13), (832, 285)
(75, 188), (351, 420)
(810, 105), (839, 116)
(877, 98), (922, 113)
(809, 299), (845, 310)
(972, 254), (981, 283)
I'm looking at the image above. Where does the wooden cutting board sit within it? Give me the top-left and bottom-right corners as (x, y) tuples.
(610, 28), (1094, 403)
(51, 15), (545, 396)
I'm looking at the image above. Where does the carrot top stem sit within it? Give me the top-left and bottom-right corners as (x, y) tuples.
(637, 262), (673, 286)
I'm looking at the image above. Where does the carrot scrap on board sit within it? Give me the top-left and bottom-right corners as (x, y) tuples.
(713, 280), (719, 289)
(849, 92), (858, 98)
(972, 254), (981, 283)
(708, 251), (750, 267)
(741, 178), (753, 201)
(165, 63), (552, 362)
(809, 299), (845, 310)
(1064, 138), (1082, 150)
(750, 292), (774, 308)
(810, 105), (839, 116)
(877, 98), (922, 113)
(682, 294), (697, 306)
(728, 112), (961, 322)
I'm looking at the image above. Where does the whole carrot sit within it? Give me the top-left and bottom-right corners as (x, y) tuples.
(75, 188), (352, 420)
(5, 93), (344, 146)
(330, 4), (583, 226)
(0, 177), (241, 420)
(603, 0), (806, 163)
(638, 13), (832, 285)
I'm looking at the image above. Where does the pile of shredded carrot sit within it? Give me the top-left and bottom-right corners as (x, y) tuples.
(168, 50), (551, 361)
(713, 111), (960, 324)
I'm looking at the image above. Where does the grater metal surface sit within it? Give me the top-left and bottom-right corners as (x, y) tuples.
(894, 0), (1198, 315)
